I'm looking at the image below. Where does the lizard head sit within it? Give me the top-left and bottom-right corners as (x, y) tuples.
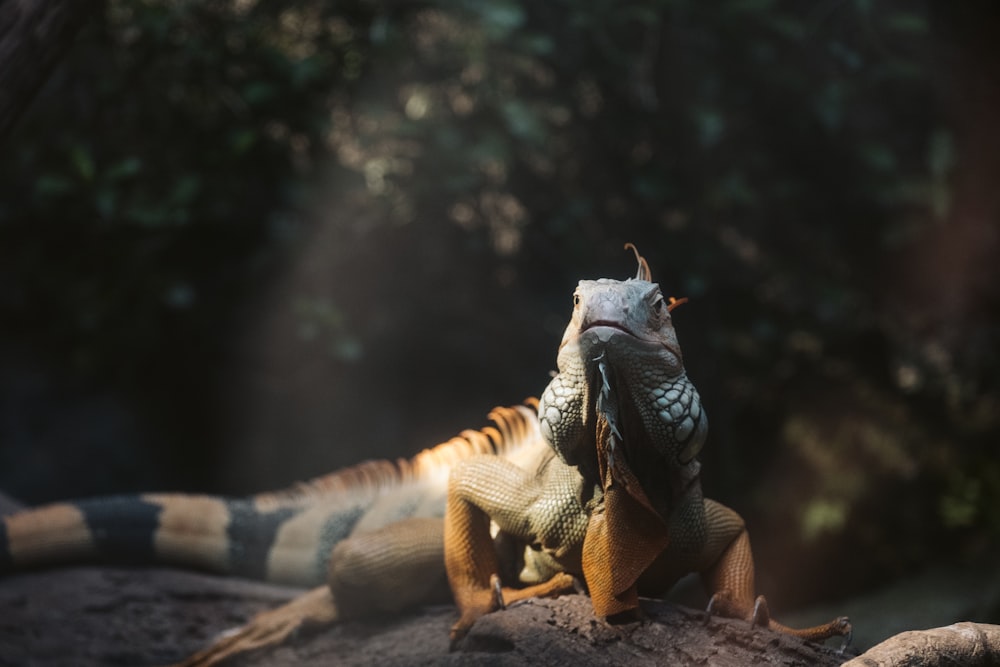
(559, 279), (684, 366)
(540, 244), (706, 520)
(556, 243), (686, 375)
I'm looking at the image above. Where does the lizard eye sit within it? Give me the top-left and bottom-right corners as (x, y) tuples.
(652, 294), (666, 315)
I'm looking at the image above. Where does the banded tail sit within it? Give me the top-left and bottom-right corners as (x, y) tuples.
(0, 404), (545, 587)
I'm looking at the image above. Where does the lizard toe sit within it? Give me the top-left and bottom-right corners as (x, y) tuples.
(750, 594), (771, 629)
(836, 617), (853, 654)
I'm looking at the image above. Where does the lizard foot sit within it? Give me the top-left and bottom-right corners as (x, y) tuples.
(752, 593), (852, 647)
(169, 586), (338, 667)
(449, 572), (578, 650)
(705, 589), (851, 648)
(704, 589), (738, 625)
(449, 575), (507, 650)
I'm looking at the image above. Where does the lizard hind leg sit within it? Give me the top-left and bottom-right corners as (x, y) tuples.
(171, 585), (339, 667)
(702, 521), (852, 646)
(328, 516), (452, 617)
(174, 517), (453, 667)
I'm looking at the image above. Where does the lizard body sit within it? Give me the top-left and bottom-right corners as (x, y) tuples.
(1, 246), (850, 666)
(0, 405), (542, 592)
(442, 246), (848, 643)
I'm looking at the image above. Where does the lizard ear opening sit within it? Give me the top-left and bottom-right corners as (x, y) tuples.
(624, 242), (652, 282)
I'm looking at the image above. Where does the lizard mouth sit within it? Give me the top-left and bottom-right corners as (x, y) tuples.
(581, 321), (636, 336)
(581, 322), (659, 346)
(579, 322), (680, 358)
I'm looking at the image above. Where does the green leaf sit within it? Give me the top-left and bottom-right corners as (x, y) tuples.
(291, 56), (325, 87)
(471, 0), (525, 39)
(230, 128), (257, 154)
(724, 0), (777, 14)
(858, 143), (896, 172)
(801, 498), (847, 541)
(242, 81), (277, 105)
(519, 33), (555, 56)
(927, 129), (954, 179)
(767, 16), (806, 41)
(332, 336), (363, 362)
(940, 477), (980, 528)
(95, 188), (117, 219)
(501, 100), (546, 144)
(885, 12), (928, 34)
(631, 173), (671, 202)
(164, 282), (196, 309)
(815, 82), (845, 130)
(105, 157), (143, 182)
(828, 41), (862, 70)
(71, 146), (96, 181)
(478, 2), (525, 31)
(126, 206), (170, 227)
(171, 175), (201, 205)
(695, 108), (725, 148)
(35, 175), (75, 197)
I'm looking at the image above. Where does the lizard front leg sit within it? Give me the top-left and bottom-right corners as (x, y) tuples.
(699, 501), (852, 644)
(444, 455), (581, 644)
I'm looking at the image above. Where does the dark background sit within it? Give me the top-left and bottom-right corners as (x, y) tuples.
(1, 0), (997, 615)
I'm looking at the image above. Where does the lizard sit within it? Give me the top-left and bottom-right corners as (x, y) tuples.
(0, 245), (851, 666)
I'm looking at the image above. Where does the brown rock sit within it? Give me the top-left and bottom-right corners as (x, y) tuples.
(0, 565), (848, 666)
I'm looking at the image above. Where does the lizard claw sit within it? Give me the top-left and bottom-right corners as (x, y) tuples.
(750, 595), (771, 629)
(704, 589), (737, 626)
(703, 592), (719, 625)
(836, 617), (853, 654)
(490, 574), (506, 611)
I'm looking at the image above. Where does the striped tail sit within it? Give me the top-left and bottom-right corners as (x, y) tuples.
(0, 403), (545, 588)
(0, 493), (370, 586)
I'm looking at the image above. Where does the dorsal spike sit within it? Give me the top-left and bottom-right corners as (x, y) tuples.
(624, 242), (652, 281)
(667, 296), (688, 312)
(251, 400), (543, 510)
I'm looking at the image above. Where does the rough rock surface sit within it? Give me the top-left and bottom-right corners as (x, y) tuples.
(842, 622), (1000, 667)
(0, 566), (850, 667)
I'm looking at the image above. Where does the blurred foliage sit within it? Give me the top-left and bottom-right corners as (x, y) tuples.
(1, 0), (998, 605)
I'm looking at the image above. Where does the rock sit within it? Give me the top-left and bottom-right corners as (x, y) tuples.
(843, 622), (1000, 667)
(0, 566), (848, 667)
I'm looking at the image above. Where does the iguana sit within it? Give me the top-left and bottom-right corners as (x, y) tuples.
(0, 245), (851, 666)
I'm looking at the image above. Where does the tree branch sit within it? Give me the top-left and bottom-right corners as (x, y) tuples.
(846, 623), (1000, 667)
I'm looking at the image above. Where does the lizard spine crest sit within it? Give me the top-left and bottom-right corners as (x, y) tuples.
(253, 402), (541, 512)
